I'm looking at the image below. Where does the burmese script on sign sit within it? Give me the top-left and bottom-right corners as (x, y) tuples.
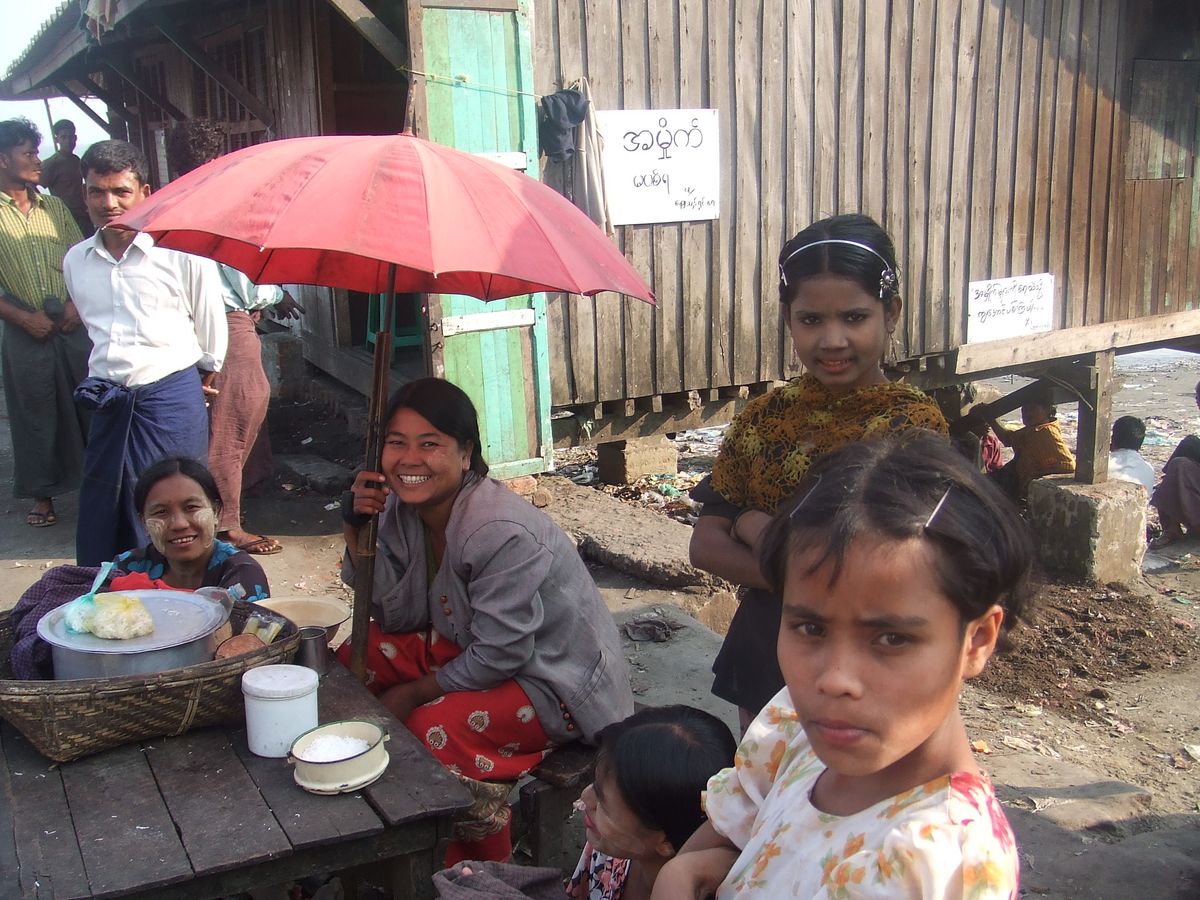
(596, 108), (720, 226)
(966, 273), (1055, 344)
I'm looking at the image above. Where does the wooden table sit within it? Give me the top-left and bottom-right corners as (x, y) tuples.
(0, 662), (472, 899)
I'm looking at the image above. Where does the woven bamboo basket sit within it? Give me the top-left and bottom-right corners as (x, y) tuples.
(0, 600), (299, 762)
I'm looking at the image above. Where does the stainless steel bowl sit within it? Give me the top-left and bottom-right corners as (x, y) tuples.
(36, 588), (233, 680)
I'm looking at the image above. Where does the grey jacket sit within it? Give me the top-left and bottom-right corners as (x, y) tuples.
(344, 473), (633, 743)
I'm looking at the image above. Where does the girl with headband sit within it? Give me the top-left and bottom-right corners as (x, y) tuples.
(688, 213), (949, 729)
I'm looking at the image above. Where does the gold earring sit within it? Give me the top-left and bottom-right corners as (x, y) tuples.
(886, 329), (899, 366)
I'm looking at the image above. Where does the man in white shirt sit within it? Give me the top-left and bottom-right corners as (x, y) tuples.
(63, 140), (227, 565)
(1109, 415), (1155, 494)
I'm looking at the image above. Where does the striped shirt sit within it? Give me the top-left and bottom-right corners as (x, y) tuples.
(0, 188), (82, 312)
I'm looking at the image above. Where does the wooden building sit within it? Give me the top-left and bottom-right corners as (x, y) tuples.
(4, 0), (1199, 480)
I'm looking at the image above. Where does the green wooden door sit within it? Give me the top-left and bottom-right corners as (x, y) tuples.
(414, 0), (551, 479)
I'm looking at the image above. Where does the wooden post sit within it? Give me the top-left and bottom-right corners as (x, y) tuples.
(1074, 350), (1115, 484)
(350, 267), (397, 683)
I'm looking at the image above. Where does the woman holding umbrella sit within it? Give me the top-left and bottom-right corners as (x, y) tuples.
(340, 377), (634, 865)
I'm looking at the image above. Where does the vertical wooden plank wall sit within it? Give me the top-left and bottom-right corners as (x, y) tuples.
(535, 0), (1157, 407)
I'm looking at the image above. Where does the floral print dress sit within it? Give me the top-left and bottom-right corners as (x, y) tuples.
(705, 689), (1019, 898)
(566, 842), (630, 899)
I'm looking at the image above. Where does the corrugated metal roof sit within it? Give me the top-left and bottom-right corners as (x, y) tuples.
(4, 1), (76, 80)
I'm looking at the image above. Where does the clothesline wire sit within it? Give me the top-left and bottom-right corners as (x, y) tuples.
(404, 66), (543, 100)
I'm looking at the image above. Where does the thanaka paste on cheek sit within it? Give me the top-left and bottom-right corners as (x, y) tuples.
(144, 518), (168, 554)
(194, 506), (217, 549)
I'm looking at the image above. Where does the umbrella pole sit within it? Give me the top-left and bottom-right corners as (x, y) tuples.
(349, 266), (398, 683)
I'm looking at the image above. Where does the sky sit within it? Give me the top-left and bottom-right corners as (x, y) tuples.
(1, 1), (110, 157)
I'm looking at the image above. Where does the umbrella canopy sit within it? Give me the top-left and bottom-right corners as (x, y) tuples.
(110, 132), (653, 685)
(113, 132), (654, 303)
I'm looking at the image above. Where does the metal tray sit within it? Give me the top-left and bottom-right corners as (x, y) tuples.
(38, 589), (229, 655)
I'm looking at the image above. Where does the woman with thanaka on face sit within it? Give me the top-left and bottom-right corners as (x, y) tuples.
(9, 456), (271, 679)
(654, 434), (1029, 899)
(433, 705), (736, 900)
(341, 377), (633, 866)
(115, 456), (270, 597)
(689, 214), (948, 729)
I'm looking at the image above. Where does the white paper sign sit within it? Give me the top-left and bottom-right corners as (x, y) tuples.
(966, 273), (1055, 344)
(596, 108), (720, 226)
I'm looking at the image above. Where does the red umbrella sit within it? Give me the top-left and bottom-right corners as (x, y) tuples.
(113, 132), (655, 302)
(112, 132), (654, 681)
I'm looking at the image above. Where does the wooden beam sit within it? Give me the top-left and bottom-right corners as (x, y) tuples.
(70, 74), (135, 124)
(954, 310), (1200, 376)
(152, 19), (276, 129)
(551, 398), (747, 448)
(1074, 351), (1115, 485)
(53, 81), (119, 137)
(323, 0), (409, 71)
(102, 61), (187, 122)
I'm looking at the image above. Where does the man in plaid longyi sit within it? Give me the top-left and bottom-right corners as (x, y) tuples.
(0, 118), (91, 528)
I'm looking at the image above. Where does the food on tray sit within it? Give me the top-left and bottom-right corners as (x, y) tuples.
(64, 592), (155, 640)
(215, 633), (266, 659)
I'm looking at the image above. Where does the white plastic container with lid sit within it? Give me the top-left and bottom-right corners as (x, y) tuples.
(242, 664), (319, 758)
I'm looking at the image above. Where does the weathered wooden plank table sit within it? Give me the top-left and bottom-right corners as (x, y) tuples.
(0, 662), (472, 899)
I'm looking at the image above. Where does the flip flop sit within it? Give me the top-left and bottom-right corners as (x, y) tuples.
(27, 510), (57, 528)
(1149, 533), (1184, 551)
(235, 535), (284, 555)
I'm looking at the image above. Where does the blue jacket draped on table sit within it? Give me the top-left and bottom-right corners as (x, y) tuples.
(343, 473), (633, 744)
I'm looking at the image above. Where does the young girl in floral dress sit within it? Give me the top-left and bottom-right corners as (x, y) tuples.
(654, 433), (1030, 898)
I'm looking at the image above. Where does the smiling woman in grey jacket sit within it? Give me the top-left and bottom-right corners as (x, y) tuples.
(341, 377), (634, 866)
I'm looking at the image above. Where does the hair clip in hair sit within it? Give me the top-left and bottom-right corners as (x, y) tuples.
(923, 486), (952, 531)
(878, 267), (899, 301)
(788, 474), (822, 520)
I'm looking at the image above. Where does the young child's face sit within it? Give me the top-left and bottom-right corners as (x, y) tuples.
(1020, 402), (1051, 427)
(778, 535), (1000, 786)
(579, 764), (670, 862)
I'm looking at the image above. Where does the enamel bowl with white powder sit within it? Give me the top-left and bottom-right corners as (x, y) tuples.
(289, 720), (389, 794)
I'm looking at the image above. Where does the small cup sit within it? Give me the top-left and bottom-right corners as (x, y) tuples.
(295, 625), (331, 676)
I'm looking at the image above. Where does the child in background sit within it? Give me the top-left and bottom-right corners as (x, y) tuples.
(652, 433), (1030, 899)
(985, 389), (1075, 502)
(433, 705), (736, 900)
(570, 705), (737, 899)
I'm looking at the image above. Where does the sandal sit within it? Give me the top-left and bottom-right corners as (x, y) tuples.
(1150, 531), (1185, 550)
(26, 509), (57, 528)
(234, 535), (284, 555)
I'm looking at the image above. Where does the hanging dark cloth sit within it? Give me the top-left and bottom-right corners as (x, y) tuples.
(538, 89), (590, 162)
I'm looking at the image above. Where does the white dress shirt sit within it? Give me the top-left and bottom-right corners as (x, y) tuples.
(1109, 448), (1155, 493)
(63, 231), (227, 387)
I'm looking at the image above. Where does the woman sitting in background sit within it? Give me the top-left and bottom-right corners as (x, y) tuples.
(9, 456), (270, 679)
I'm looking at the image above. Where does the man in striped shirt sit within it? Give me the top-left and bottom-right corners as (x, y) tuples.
(0, 118), (91, 529)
